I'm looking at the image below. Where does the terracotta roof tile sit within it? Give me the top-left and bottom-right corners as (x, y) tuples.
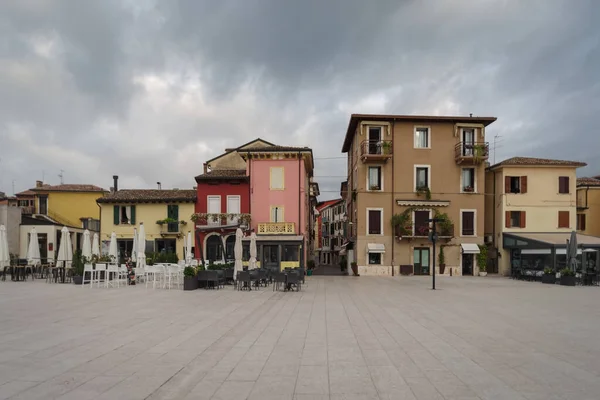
(244, 145), (312, 152)
(31, 184), (107, 192)
(577, 177), (600, 187)
(97, 189), (196, 204)
(489, 157), (586, 169)
(317, 199), (343, 211)
(194, 169), (248, 182)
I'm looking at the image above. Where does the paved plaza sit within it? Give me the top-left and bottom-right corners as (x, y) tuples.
(1, 276), (600, 399)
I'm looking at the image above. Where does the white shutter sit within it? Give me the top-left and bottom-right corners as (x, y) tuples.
(270, 167), (284, 190)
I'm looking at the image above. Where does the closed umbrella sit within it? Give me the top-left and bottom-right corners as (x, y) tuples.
(82, 229), (92, 261)
(27, 227), (41, 266)
(92, 233), (100, 257)
(567, 230), (578, 272)
(234, 228), (243, 278)
(131, 228), (138, 261)
(56, 226), (73, 269)
(109, 232), (118, 261)
(137, 223), (146, 268)
(185, 231), (193, 265)
(249, 232), (257, 270)
(0, 225), (9, 269)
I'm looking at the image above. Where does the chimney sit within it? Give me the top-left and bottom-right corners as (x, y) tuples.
(112, 175), (118, 192)
(35, 180), (43, 188)
(203, 163), (208, 174)
(157, 182), (162, 190)
(469, 113), (473, 117)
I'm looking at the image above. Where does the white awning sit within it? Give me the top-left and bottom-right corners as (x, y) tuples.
(367, 243), (385, 253)
(461, 243), (480, 254)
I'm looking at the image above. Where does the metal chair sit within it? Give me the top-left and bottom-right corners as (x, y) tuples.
(273, 272), (287, 291)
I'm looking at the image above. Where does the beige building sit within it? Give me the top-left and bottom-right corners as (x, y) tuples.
(485, 157), (586, 276)
(576, 177), (600, 236)
(342, 114), (497, 276)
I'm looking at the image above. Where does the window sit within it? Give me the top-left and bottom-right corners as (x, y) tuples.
(270, 206), (284, 222)
(207, 196), (221, 226)
(270, 167), (284, 190)
(282, 245), (299, 261)
(461, 211), (475, 236)
(461, 168), (475, 192)
(414, 127), (430, 148)
(415, 166), (430, 190)
(367, 209), (382, 235)
(330, 223), (334, 235)
(505, 176), (527, 194)
(206, 235), (222, 262)
(558, 176), (570, 194)
(558, 211), (570, 228)
(413, 210), (430, 236)
(225, 236), (236, 260)
(462, 128), (475, 156)
(113, 205), (136, 225)
(322, 238), (329, 247)
(506, 211), (526, 228)
(367, 126), (382, 154)
(227, 195), (241, 224)
(368, 252), (381, 265)
(155, 238), (176, 254)
(167, 204), (179, 232)
(577, 214), (587, 231)
(368, 166), (381, 191)
(242, 243), (250, 261)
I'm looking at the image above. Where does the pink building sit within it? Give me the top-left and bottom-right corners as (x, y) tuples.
(241, 146), (318, 270)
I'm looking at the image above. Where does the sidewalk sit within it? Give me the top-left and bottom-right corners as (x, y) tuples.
(311, 263), (347, 276)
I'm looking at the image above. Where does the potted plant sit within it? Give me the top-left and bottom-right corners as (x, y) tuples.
(477, 245), (488, 276)
(183, 266), (198, 290)
(542, 267), (556, 284)
(416, 186), (432, 200)
(559, 268), (576, 286)
(473, 144), (486, 162)
(463, 186), (474, 193)
(369, 184), (380, 191)
(381, 141), (392, 154)
(350, 261), (359, 276)
(438, 246), (446, 275)
(71, 249), (85, 285)
(306, 260), (315, 276)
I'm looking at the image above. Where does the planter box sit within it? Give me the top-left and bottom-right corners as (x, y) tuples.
(439, 264), (446, 275)
(183, 276), (198, 291)
(479, 272), (487, 277)
(72, 276), (83, 285)
(560, 275), (576, 286)
(542, 274), (556, 284)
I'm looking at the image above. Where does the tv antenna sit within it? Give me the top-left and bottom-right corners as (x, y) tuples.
(493, 134), (503, 164)
(58, 170), (64, 184)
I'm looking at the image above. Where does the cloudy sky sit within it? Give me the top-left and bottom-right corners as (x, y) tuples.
(1, 0), (599, 200)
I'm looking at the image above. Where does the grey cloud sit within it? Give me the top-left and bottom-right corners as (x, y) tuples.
(1, 0), (599, 199)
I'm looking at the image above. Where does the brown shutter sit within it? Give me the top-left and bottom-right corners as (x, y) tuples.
(368, 210), (381, 234)
(582, 215), (587, 231)
(462, 212), (474, 235)
(520, 211), (526, 228)
(558, 211), (569, 228)
(505, 211), (511, 228)
(520, 176), (528, 193)
(559, 176), (570, 194)
(505, 176), (511, 193)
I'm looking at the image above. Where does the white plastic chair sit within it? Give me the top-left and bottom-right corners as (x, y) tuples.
(145, 265), (163, 289)
(82, 264), (93, 287)
(94, 264), (107, 288)
(106, 264), (120, 288)
(133, 267), (145, 283)
(164, 264), (181, 289)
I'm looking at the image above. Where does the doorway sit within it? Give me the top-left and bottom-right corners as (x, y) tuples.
(413, 247), (430, 275)
(263, 245), (279, 270)
(462, 129), (475, 156)
(368, 127), (382, 154)
(38, 196), (48, 215)
(462, 253), (474, 276)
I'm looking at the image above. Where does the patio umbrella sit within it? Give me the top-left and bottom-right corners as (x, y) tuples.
(249, 232), (257, 270)
(0, 225), (9, 269)
(27, 228), (41, 266)
(567, 230), (578, 272)
(234, 228), (243, 277)
(136, 223), (146, 268)
(185, 231), (193, 265)
(56, 226), (73, 269)
(82, 229), (92, 261)
(92, 233), (100, 257)
(108, 232), (118, 261)
(131, 228), (138, 261)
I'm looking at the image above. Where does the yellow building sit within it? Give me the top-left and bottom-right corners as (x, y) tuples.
(485, 157), (586, 275)
(16, 181), (107, 231)
(97, 186), (196, 261)
(577, 177), (600, 236)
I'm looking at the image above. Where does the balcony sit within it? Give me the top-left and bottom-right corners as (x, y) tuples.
(395, 224), (455, 239)
(455, 142), (489, 165)
(360, 140), (393, 163)
(192, 213), (251, 228)
(20, 206), (35, 215)
(258, 222), (296, 235)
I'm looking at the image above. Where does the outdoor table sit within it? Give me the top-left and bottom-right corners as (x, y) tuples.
(11, 266), (26, 281)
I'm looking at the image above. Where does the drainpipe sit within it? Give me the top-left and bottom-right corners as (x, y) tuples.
(298, 151), (303, 266)
(391, 119), (395, 276)
(492, 170), (496, 247)
(247, 152), (252, 218)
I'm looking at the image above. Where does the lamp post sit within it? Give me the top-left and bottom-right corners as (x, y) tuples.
(428, 218), (440, 290)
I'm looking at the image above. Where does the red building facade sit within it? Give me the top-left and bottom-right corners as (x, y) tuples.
(193, 169), (250, 263)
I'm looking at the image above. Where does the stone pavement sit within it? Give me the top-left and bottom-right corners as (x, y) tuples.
(1, 276), (600, 399)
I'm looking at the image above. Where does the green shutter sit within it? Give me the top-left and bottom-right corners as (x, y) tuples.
(130, 205), (136, 225)
(167, 205), (179, 232)
(113, 205), (120, 225)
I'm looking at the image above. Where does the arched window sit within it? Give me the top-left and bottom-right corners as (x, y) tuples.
(225, 236), (236, 261)
(206, 235), (222, 262)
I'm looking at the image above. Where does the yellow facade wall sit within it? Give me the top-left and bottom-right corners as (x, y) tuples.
(577, 187), (600, 236)
(99, 202), (195, 260)
(45, 192), (104, 227)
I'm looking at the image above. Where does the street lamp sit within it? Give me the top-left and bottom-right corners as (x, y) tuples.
(428, 218), (441, 290)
